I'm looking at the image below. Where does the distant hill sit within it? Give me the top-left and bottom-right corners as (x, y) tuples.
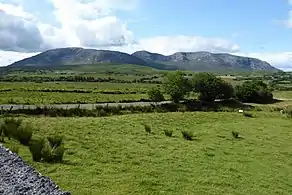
(6, 47), (279, 72)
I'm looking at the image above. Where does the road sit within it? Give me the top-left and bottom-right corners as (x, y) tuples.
(0, 101), (173, 111)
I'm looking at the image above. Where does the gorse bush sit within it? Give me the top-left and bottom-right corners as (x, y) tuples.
(181, 130), (194, 140)
(163, 129), (173, 137)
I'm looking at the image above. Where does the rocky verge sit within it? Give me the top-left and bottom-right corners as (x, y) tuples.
(0, 144), (70, 195)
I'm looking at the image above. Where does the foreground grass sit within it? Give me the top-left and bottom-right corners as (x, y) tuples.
(4, 112), (292, 195)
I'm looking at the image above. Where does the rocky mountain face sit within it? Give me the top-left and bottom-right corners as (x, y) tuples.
(8, 47), (279, 72)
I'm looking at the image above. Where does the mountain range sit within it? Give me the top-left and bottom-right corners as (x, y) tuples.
(6, 47), (279, 72)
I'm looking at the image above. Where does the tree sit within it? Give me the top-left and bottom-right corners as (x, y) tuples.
(192, 72), (234, 102)
(235, 80), (273, 103)
(163, 71), (191, 103)
(147, 87), (165, 103)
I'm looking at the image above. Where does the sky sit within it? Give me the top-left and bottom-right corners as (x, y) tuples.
(1, 0), (292, 70)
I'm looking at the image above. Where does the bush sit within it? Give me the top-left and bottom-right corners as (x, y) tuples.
(232, 131), (239, 138)
(163, 71), (192, 103)
(47, 135), (63, 148)
(41, 139), (55, 163)
(163, 129), (173, 137)
(147, 87), (165, 103)
(52, 145), (65, 163)
(29, 138), (45, 162)
(181, 130), (194, 140)
(29, 136), (65, 163)
(192, 72), (234, 102)
(16, 124), (33, 146)
(144, 124), (151, 133)
(0, 118), (22, 140)
(235, 80), (273, 103)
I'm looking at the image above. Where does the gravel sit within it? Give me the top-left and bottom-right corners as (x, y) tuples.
(0, 144), (71, 195)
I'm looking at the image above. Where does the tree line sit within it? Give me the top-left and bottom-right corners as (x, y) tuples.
(148, 71), (273, 104)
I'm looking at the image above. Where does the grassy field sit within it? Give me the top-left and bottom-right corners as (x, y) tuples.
(0, 82), (158, 104)
(4, 111), (292, 195)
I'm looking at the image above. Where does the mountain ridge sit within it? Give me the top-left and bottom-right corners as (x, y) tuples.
(7, 47), (279, 72)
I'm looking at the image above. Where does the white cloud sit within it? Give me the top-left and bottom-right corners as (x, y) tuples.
(0, 50), (38, 66)
(0, 11), (45, 52)
(0, 0), (291, 71)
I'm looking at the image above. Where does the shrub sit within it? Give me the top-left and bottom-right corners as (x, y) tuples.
(163, 129), (173, 137)
(41, 138), (66, 163)
(181, 130), (194, 140)
(52, 145), (65, 163)
(0, 118), (22, 140)
(29, 138), (45, 162)
(29, 136), (65, 163)
(47, 135), (63, 148)
(147, 87), (165, 103)
(163, 71), (192, 103)
(41, 139), (54, 163)
(235, 80), (273, 103)
(232, 131), (239, 138)
(144, 124), (151, 133)
(16, 124), (33, 146)
(192, 72), (234, 102)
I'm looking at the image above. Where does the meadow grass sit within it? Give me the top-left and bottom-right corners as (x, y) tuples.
(273, 91), (292, 100)
(4, 111), (292, 195)
(0, 91), (148, 104)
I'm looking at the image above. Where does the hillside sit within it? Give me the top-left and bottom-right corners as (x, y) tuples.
(6, 47), (279, 72)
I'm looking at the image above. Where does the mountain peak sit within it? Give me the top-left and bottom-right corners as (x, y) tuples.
(8, 47), (279, 72)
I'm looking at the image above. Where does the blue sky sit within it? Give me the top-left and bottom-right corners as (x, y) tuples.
(1, 0), (292, 69)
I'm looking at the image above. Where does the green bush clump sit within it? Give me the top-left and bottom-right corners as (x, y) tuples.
(192, 72), (234, 102)
(29, 138), (45, 162)
(147, 87), (165, 103)
(0, 118), (22, 141)
(29, 135), (65, 163)
(16, 124), (33, 146)
(235, 80), (273, 103)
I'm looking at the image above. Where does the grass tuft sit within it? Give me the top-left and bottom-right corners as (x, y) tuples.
(163, 129), (173, 137)
(143, 124), (151, 134)
(181, 130), (194, 140)
(232, 131), (239, 139)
